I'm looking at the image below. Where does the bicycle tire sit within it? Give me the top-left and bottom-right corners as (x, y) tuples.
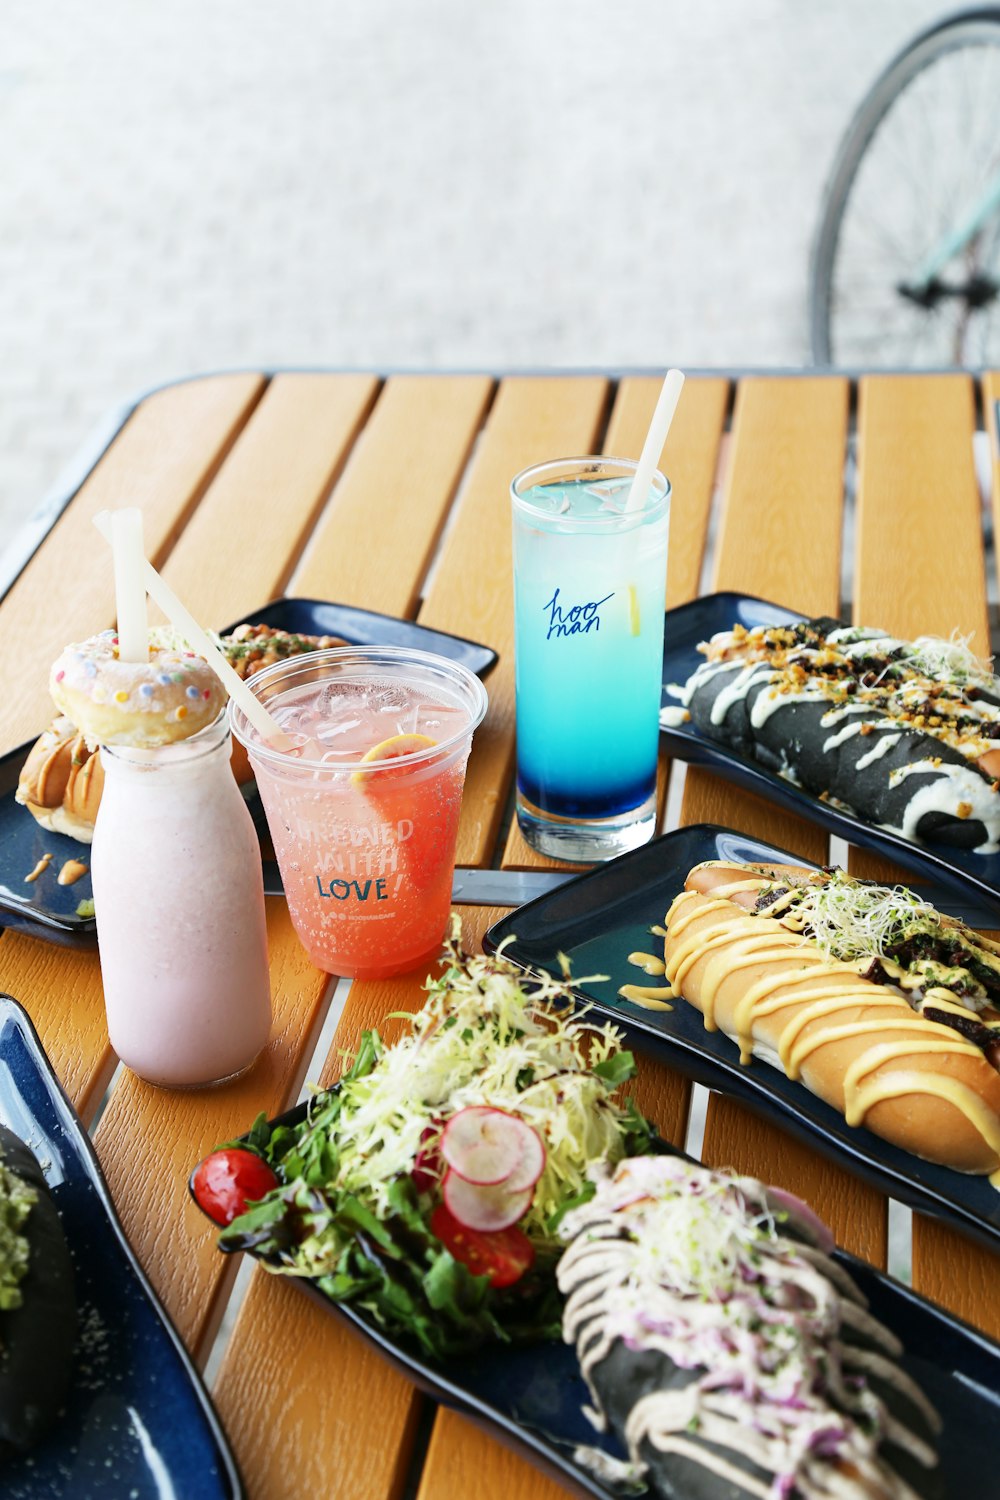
(810, 6), (1000, 367)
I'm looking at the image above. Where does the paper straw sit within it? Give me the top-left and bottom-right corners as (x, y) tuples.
(625, 368), (685, 513)
(110, 508), (149, 663)
(92, 510), (293, 750)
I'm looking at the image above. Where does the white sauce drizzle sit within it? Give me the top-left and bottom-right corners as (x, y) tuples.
(557, 1158), (940, 1500)
(855, 732), (902, 771)
(884, 760), (1000, 854)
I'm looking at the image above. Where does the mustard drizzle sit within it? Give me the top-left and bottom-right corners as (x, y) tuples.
(663, 887), (1000, 1168)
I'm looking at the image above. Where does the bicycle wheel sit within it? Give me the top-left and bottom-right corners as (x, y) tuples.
(811, 7), (1000, 367)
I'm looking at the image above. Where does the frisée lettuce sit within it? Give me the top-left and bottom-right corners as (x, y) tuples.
(216, 926), (658, 1357)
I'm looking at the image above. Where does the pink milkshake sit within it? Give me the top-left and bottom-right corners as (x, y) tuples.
(91, 712), (272, 1087)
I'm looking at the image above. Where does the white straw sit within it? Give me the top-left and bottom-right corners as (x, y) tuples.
(110, 508), (149, 662)
(625, 367), (685, 513)
(93, 511), (293, 750)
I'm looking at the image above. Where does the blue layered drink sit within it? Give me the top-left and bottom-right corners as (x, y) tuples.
(511, 458), (670, 861)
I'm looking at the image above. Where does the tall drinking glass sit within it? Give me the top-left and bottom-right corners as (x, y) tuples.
(511, 457), (670, 862)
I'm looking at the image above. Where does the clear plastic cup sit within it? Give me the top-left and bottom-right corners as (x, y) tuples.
(230, 646), (488, 978)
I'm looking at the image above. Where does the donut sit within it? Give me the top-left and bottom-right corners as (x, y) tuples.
(49, 630), (226, 748)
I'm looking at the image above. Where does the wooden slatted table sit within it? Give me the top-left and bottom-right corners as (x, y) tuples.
(1, 367), (997, 1496)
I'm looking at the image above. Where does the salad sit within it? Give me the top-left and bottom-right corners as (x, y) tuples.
(192, 930), (657, 1358)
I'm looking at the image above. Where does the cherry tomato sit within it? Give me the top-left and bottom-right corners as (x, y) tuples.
(192, 1147), (279, 1226)
(430, 1203), (535, 1288)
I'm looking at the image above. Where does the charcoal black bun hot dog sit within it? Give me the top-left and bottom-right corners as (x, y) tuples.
(678, 618), (1000, 852)
(558, 1156), (944, 1499)
(661, 862), (1000, 1175)
(0, 1124), (75, 1460)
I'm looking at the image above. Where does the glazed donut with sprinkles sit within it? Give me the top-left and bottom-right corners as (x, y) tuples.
(50, 630), (226, 748)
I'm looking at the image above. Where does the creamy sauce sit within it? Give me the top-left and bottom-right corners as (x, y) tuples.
(24, 852), (53, 883)
(855, 732), (902, 771)
(658, 705), (690, 729)
(56, 858), (88, 886)
(885, 759), (1000, 853)
(627, 950), (665, 975)
(663, 885), (1000, 1172)
(678, 622), (1000, 852)
(557, 1157), (939, 1499)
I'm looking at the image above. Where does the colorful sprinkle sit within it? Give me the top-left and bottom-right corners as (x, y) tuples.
(184, 652), (197, 659)
(83, 660), (97, 678)
(55, 670), (65, 683)
(203, 689), (211, 699)
(185, 685), (200, 700)
(114, 690), (129, 703)
(176, 705), (188, 720)
(172, 672), (185, 683)
(139, 684), (155, 698)
(157, 673), (172, 686)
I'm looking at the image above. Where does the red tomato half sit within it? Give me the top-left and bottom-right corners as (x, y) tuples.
(192, 1147), (280, 1226)
(430, 1203), (535, 1288)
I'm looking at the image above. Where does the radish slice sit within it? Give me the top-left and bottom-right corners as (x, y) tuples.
(411, 1124), (442, 1193)
(503, 1120), (545, 1194)
(440, 1107), (528, 1187)
(765, 1187), (835, 1253)
(442, 1169), (534, 1232)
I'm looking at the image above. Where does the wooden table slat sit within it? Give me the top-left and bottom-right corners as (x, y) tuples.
(92, 899), (332, 1354)
(606, 374), (730, 607)
(291, 373), (494, 618)
(5, 369), (1000, 1500)
(851, 371), (989, 1326)
(213, 1268), (422, 1500)
(419, 376), (610, 867)
(416, 1410), (569, 1500)
(676, 375), (889, 1264)
(713, 375), (848, 613)
(0, 932), (115, 1120)
(0, 371), (265, 754)
(156, 372), (379, 625)
(501, 374), (729, 870)
(855, 373), (987, 649)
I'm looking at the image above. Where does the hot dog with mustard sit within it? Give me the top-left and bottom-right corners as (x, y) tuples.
(631, 861), (1000, 1179)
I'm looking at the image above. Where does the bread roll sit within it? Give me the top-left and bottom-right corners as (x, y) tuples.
(662, 863), (1000, 1176)
(558, 1156), (943, 1500)
(676, 618), (1000, 852)
(15, 717), (103, 843)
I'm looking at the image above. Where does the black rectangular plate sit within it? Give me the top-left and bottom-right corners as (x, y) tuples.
(194, 1095), (1000, 1500)
(1, 995), (243, 1497)
(0, 597), (497, 944)
(660, 591), (1000, 921)
(485, 823), (1000, 1255)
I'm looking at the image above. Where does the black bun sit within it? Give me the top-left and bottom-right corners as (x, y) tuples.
(687, 619), (997, 849)
(0, 1123), (76, 1460)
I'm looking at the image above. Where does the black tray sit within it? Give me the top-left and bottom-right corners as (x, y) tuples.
(660, 591), (1000, 921)
(0, 995), (242, 1498)
(485, 823), (1000, 1256)
(0, 596), (497, 944)
(191, 1095), (1000, 1500)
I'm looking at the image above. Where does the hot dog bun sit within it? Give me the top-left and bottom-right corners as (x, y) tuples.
(15, 717), (103, 843)
(663, 862), (1000, 1175)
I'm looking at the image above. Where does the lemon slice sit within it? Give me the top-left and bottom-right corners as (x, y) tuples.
(350, 733), (437, 784)
(627, 584), (641, 636)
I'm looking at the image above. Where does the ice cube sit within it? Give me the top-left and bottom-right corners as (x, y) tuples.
(319, 681), (366, 713)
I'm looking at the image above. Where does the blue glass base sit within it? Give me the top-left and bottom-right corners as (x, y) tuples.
(515, 785), (658, 863)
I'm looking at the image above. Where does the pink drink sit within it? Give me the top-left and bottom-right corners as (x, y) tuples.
(91, 715), (272, 1086)
(232, 647), (488, 979)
